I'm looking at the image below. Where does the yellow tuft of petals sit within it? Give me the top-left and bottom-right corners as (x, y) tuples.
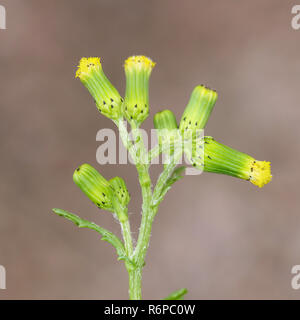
(75, 57), (102, 79)
(249, 160), (272, 188)
(124, 55), (156, 71)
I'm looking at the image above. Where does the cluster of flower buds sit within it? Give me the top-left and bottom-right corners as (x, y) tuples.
(73, 163), (131, 218)
(176, 84), (272, 187)
(75, 54), (272, 188)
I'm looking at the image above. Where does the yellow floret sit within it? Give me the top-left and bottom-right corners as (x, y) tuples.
(249, 161), (272, 188)
(75, 57), (101, 79)
(124, 55), (156, 71)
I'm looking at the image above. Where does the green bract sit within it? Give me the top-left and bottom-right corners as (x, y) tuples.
(73, 163), (114, 211)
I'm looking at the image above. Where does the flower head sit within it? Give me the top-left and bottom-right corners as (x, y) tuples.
(76, 57), (123, 120)
(123, 55), (155, 125)
(73, 163), (114, 210)
(75, 57), (102, 79)
(189, 137), (272, 188)
(248, 160), (272, 188)
(124, 55), (156, 73)
(179, 85), (217, 136)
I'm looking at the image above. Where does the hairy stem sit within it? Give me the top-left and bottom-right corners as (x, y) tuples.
(128, 268), (142, 300)
(117, 119), (152, 299)
(117, 120), (183, 300)
(152, 148), (183, 214)
(120, 219), (133, 257)
(130, 123), (153, 272)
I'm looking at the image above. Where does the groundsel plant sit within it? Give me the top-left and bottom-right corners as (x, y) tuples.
(53, 55), (272, 300)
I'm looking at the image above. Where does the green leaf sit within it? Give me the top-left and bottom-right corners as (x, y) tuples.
(163, 288), (188, 300)
(52, 208), (126, 258)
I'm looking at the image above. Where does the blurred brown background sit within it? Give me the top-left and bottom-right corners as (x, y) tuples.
(0, 0), (299, 299)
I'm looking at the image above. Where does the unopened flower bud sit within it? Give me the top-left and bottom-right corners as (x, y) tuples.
(190, 137), (272, 188)
(73, 163), (114, 210)
(76, 57), (123, 120)
(153, 109), (178, 131)
(153, 109), (179, 150)
(123, 55), (155, 125)
(109, 176), (130, 208)
(179, 85), (217, 135)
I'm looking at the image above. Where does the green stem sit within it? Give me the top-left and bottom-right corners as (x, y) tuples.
(116, 120), (183, 300)
(152, 148), (183, 212)
(115, 119), (137, 163)
(117, 119), (152, 300)
(148, 144), (161, 165)
(131, 122), (153, 264)
(120, 219), (133, 256)
(128, 268), (142, 300)
(133, 203), (154, 263)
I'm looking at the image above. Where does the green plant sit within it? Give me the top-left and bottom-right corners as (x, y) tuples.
(53, 55), (272, 300)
